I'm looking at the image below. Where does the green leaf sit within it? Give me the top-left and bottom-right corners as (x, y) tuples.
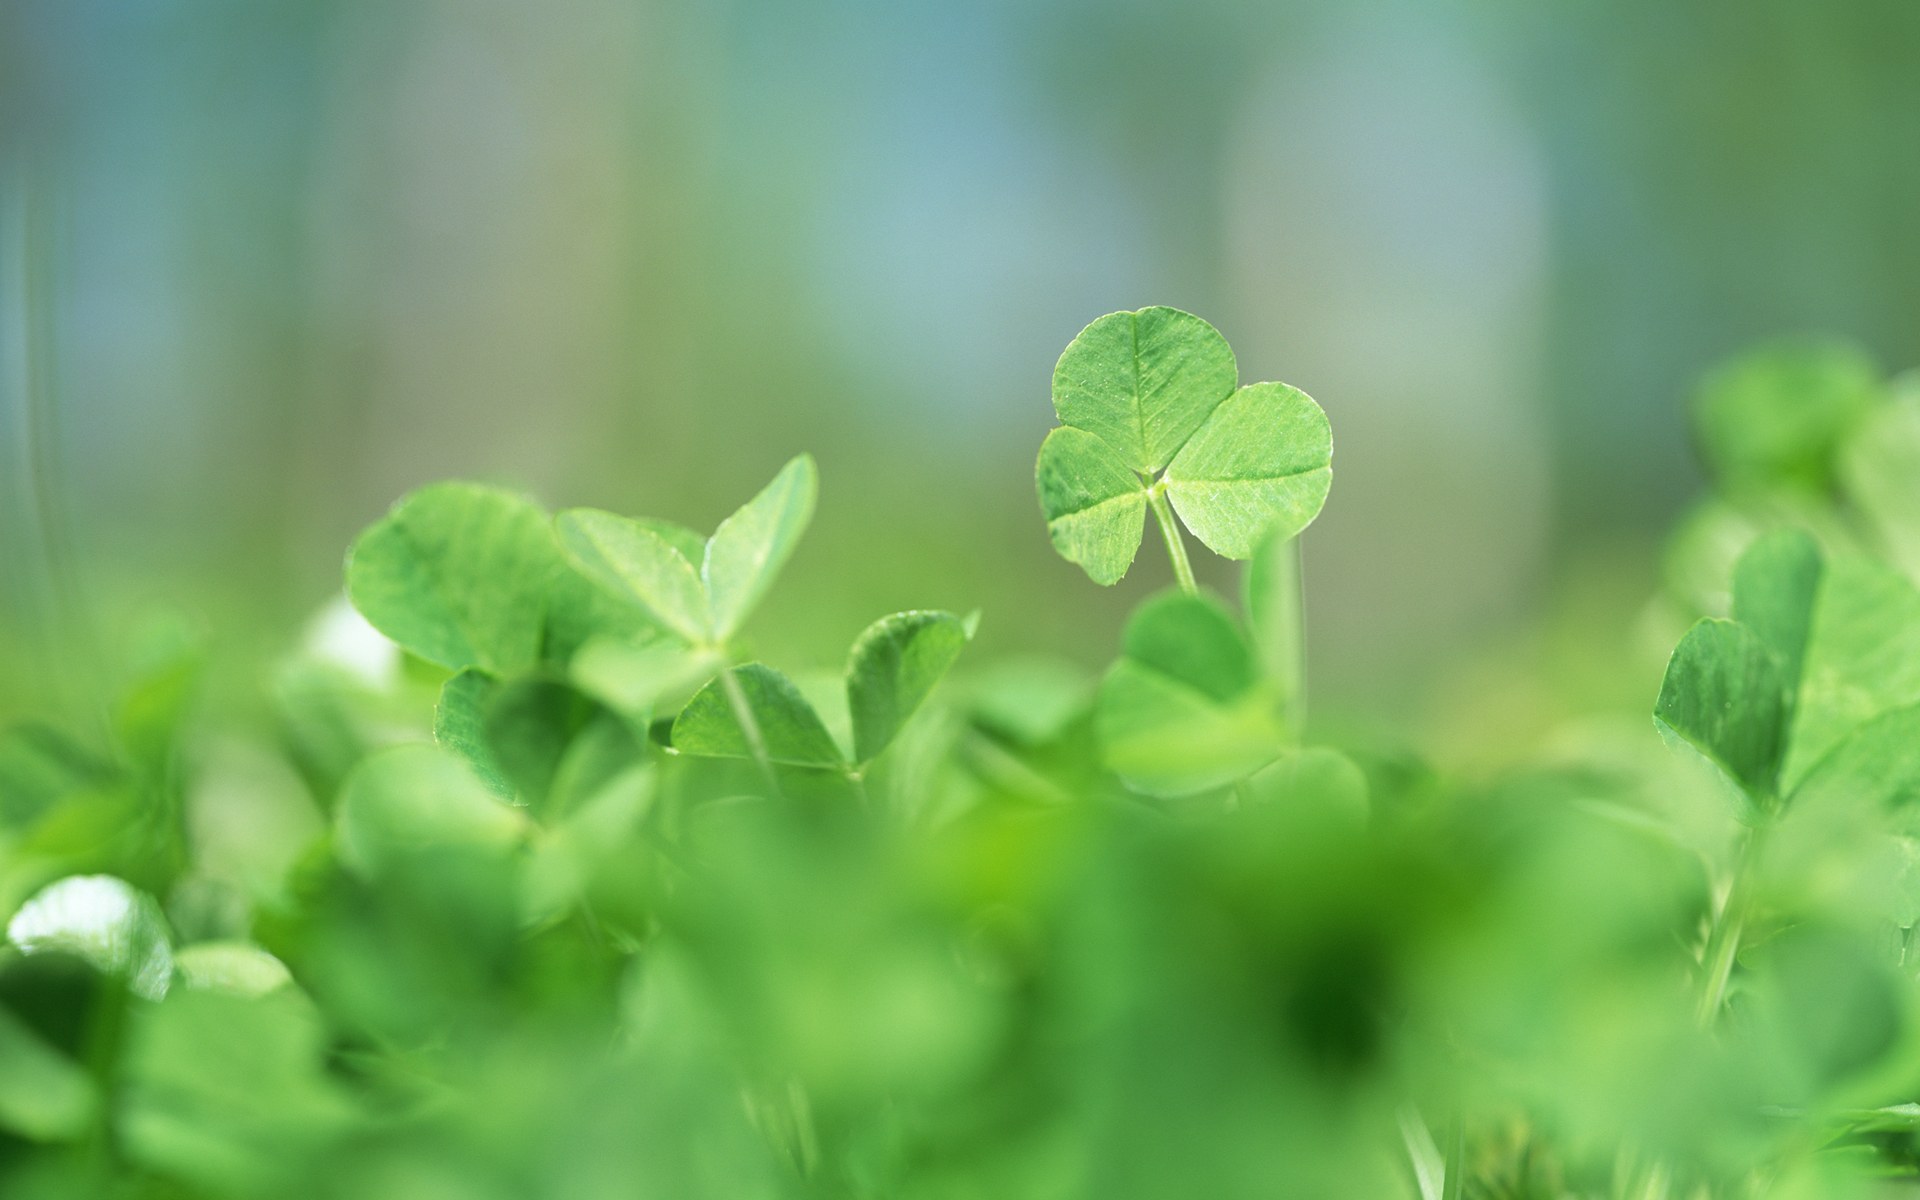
(173, 942), (293, 997)
(334, 746), (527, 877)
(345, 483), (556, 673)
(1791, 703), (1920, 814)
(1841, 372), (1920, 579)
(1731, 528), (1822, 701)
(846, 611), (971, 764)
(1785, 556), (1920, 788)
(1244, 747), (1369, 825)
(6, 875), (176, 1000)
(570, 636), (718, 718)
(1035, 426), (1147, 586)
(703, 455), (818, 641)
(556, 508), (711, 643)
(1051, 306), (1237, 474)
(1164, 383), (1333, 558)
(434, 668), (511, 799)
(1095, 591), (1283, 797)
(672, 664), (844, 768)
(1691, 338), (1880, 493)
(1653, 618), (1787, 804)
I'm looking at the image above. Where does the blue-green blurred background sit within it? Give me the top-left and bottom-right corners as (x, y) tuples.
(5, 0), (1919, 725)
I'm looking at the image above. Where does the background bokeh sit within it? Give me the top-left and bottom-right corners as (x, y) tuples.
(5, 0), (1919, 733)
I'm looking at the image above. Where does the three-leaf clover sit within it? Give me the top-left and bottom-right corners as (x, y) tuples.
(1036, 307), (1333, 588)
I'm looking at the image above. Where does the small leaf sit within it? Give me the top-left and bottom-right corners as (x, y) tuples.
(1035, 426), (1147, 585)
(847, 611), (971, 764)
(1095, 591), (1283, 797)
(1791, 703), (1920, 814)
(557, 508), (712, 643)
(1654, 618), (1786, 804)
(1164, 382), (1333, 559)
(1051, 307), (1237, 474)
(1730, 528), (1822, 702)
(1691, 338), (1880, 494)
(703, 456), (818, 641)
(435, 668), (511, 799)
(1785, 556), (1920, 788)
(672, 664), (844, 768)
(345, 483), (556, 672)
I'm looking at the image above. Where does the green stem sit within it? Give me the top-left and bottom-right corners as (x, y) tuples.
(1147, 486), (1197, 595)
(1697, 825), (1763, 1027)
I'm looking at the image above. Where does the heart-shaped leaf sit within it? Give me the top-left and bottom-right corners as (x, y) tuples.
(556, 456), (816, 646)
(703, 455), (818, 641)
(1051, 306), (1238, 474)
(846, 611), (973, 765)
(672, 664), (844, 768)
(555, 510), (711, 643)
(1654, 617), (1787, 805)
(1163, 383), (1333, 559)
(1095, 590), (1284, 796)
(1731, 528), (1822, 705)
(1036, 308), (1332, 585)
(345, 483), (557, 673)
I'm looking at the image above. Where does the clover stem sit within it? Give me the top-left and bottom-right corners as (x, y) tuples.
(1146, 486), (1198, 596)
(1697, 822), (1764, 1027)
(718, 663), (783, 798)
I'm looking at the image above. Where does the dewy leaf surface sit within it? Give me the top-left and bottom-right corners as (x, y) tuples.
(556, 509), (711, 643)
(1731, 528), (1823, 701)
(1051, 307), (1237, 474)
(1164, 382), (1333, 559)
(704, 455), (818, 641)
(672, 664), (843, 767)
(1654, 618), (1787, 803)
(345, 483), (556, 673)
(1035, 426), (1147, 585)
(846, 611), (970, 764)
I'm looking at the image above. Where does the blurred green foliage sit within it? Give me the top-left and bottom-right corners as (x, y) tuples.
(7, 319), (1920, 1199)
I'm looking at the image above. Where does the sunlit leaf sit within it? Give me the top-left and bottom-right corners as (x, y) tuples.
(557, 508), (712, 643)
(1051, 306), (1237, 474)
(1164, 382), (1333, 558)
(703, 455), (818, 641)
(1035, 426), (1147, 585)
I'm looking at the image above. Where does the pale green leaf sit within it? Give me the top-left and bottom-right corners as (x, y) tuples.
(173, 942), (293, 997)
(557, 508), (711, 643)
(846, 611), (971, 764)
(1245, 747), (1369, 825)
(1035, 425), (1147, 586)
(1164, 382), (1333, 559)
(703, 455), (818, 641)
(0, 1005), (95, 1140)
(1791, 703), (1920, 814)
(1051, 306), (1237, 473)
(345, 483), (556, 672)
(1731, 528), (1822, 701)
(672, 664), (844, 768)
(1654, 618), (1786, 804)
(1786, 556), (1920, 788)
(434, 668), (511, 799)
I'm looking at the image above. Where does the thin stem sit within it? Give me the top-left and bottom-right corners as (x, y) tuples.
(1440, 1116), (1465, 1200)
(1146, 485), (1197, 595)
(717, 663), (784, 798)
(1697, 824), (1763, 1027)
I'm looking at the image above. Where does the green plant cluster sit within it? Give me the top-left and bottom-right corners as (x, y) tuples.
(5, 311), (1920, 1198)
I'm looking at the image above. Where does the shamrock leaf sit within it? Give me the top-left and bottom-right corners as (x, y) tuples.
(557, 455), (817, 647)
(1654, 618), (1787, 809)
(1036, 307), (1331, 586)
